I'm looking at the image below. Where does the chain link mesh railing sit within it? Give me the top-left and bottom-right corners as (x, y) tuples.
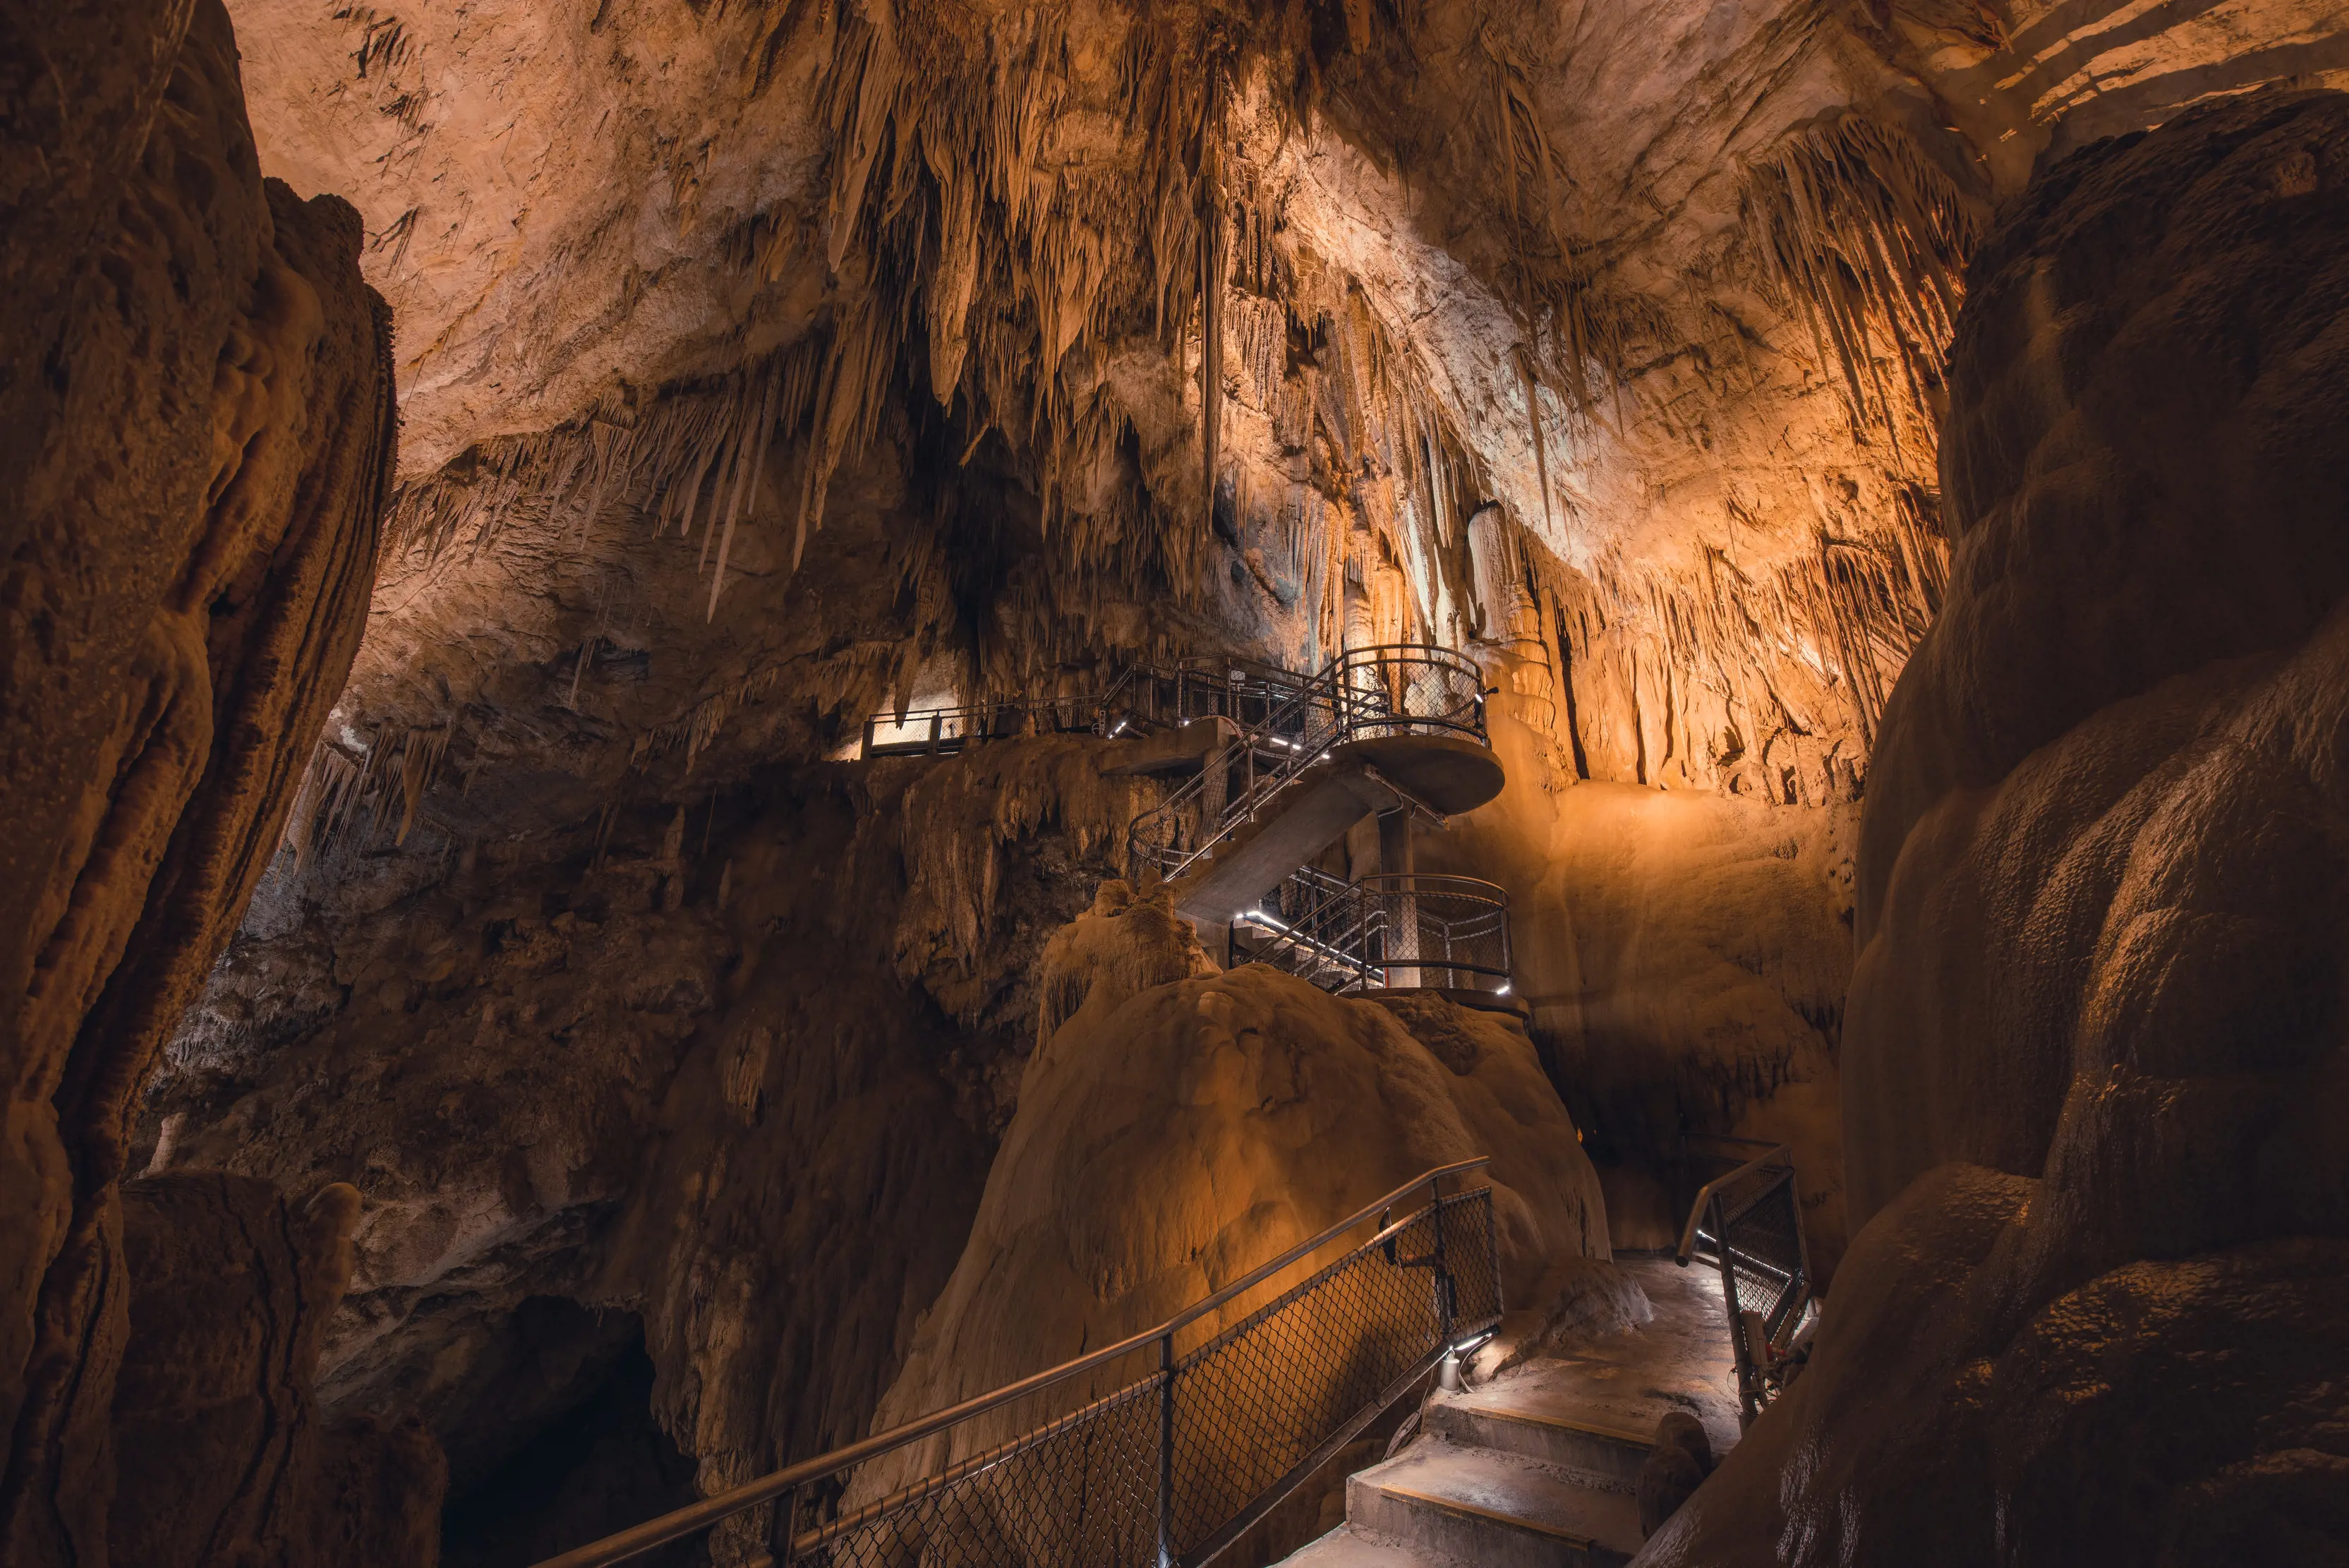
(1675, 1142), (1813, 1426)
(533, 1162), (1501, 1568)
(1233, 873), (1511, 997)
(1126, 646), (1490, 885)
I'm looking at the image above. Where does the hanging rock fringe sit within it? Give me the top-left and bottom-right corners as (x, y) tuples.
(361, 3), (1951, 810)
(282, 725), (455, 868)
(1739, 112), (1984, 438)
(1521, 489), (1950, 802)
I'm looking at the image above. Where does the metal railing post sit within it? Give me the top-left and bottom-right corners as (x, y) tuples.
(1430, 1173), (1456, 1339)
(768, 1482), (799, 1567)
(1157, 1331), (1176, 1568)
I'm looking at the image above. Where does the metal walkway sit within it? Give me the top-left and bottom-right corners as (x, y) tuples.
(859, 644), (1517, 1006)
(1124, 645), (1510, 1004)
(857, 656), (1312, 759)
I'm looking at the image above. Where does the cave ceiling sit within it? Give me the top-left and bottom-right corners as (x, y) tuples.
(222, 0), (2349, 836)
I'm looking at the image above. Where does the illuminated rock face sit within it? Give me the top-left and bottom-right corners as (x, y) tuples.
(852, 885), (1610, 1559)
(1640, 90), (2349, 1568)
(11, 2), (2349, 1564)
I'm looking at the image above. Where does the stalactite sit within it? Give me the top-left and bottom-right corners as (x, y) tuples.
(354, 1), (1962, 821)
(1739, 111), (1984, 438)
(283, 724), (459, 867)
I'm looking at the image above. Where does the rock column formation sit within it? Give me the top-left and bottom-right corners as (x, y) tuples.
(1640, 89), (2349, 1568)
(0, 2), (399, 1561)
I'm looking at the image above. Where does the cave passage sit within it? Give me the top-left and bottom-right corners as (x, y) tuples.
(5, 3), (2349, 1567)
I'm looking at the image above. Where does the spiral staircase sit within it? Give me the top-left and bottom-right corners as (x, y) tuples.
(1123, 646), (1512, 1006)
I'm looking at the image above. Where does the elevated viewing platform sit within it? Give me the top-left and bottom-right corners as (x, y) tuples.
(1125, 645), (1509, 1001)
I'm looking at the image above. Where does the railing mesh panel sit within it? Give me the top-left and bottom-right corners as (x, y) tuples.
(1720, 1175), (1806, 1344)
(1686, 1152), (1811, 1426)
(783, 1186), (1497, 1568)
(798, 1379), (1162, 1568)
(1165, 1193), (1497, 1556)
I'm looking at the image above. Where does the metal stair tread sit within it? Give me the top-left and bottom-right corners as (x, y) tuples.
(1353, 1439), (1645, 1555)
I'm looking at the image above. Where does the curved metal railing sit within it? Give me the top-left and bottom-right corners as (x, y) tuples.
(1126, 646), (1490, 885)
(531, 1159), (1501, 1568)
(1236, 874), (1511, 996)
(1674, 1140), (1813, 1428)
(859, 656), (1320, 759)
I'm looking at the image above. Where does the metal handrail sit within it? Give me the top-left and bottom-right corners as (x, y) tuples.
(1672, 1142), (1811, 1426)
(859, 656), (1324, 759)
(1240, 873), (1513, 996)
(531, 1156), (1494, 1568)
(1673, 1143), (1792, 1265)
(1127, 644), (1490, 886)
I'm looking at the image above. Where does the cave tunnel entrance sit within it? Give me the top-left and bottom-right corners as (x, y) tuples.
(438, 1299), (699, 1568)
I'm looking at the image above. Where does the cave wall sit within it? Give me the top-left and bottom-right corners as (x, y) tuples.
(59, 5), (2349, 1560)
(111, 1173), (442, 1568)
(0, 1), (397, 1560)
(1641, 88), (2349, 1567)
(143, 735), (1155, 1559)
(187, 6), (2349, 1321)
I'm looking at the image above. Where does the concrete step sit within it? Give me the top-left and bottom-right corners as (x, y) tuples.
(1423, 1388), (1651, 1490)
(1277, 1523), (1442, 1568)
(1346, 1441), (1642, 1568)
(1446, 1341), (1741, 1471)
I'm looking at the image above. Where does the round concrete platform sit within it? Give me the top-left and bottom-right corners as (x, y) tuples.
(1333, 733), (1505, 816)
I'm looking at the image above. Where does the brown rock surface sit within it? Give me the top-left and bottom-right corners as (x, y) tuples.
(111, 1173), (442, 1568)
(858, 888), (1610, 1510)
(141, 737), (1152, 1559)
(1639, 90), (2349, 1568)
(0, 1), (394, 1560)
(16, 4), (2347, 1562)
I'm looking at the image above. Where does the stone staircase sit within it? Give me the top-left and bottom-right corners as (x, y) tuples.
(1276, 1258), (1741, 1568)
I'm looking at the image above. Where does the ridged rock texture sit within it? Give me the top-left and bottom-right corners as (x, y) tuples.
(1639, 89), (2349, 1568)
(0, 1), (399, 1562)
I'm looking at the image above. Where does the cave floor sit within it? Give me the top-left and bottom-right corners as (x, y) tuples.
(1277, 1255), (1741, 1567)
(1459, 1253), (1746, 1461)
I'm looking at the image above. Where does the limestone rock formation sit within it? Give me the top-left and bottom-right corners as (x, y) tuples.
(6, 2), (2344, 1562)
(0, 2), (395, 1560)
(860, 886), (1610, 1497)
(140, 736), (1153, 1557)
(1639, 89), (2349, 1568)
(111, 1173), (442, 1567)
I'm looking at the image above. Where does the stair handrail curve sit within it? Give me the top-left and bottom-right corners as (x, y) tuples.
(1125, 644), (1490, 888)
(1240, 872), (1512, 996)
(529, 1157), (1502, 1568)
(1674, 1141), (1814, 1427)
